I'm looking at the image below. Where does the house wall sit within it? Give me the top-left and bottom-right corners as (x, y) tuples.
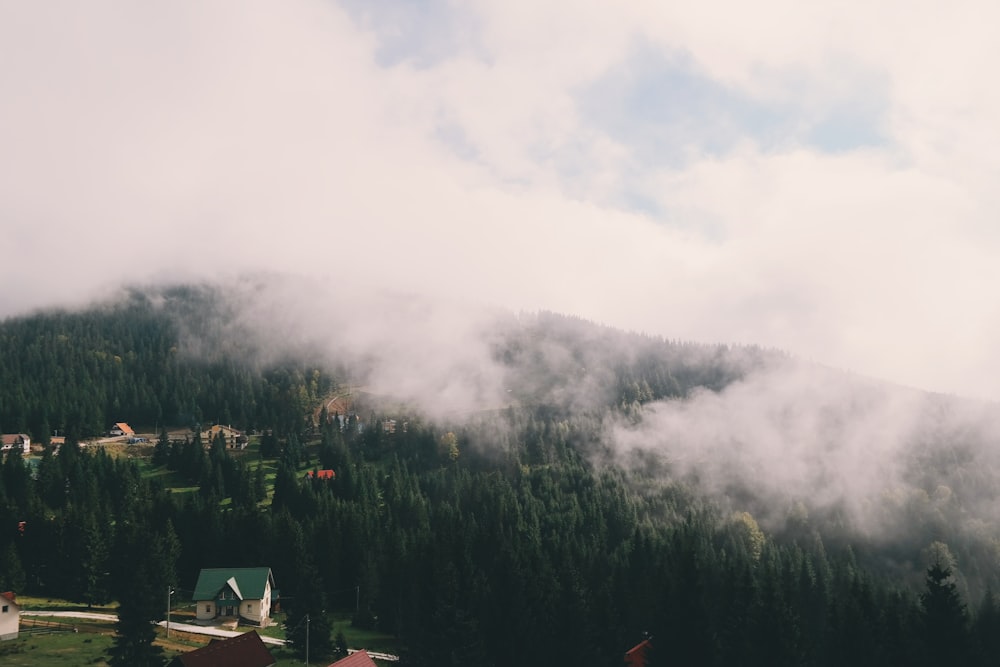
(196, 601), (216, 621)
(0, 600), (19, 641)
(239, 581), (272, 625)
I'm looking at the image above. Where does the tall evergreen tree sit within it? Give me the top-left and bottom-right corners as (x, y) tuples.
(152, 428), (170, 467)
(920, 559), (970, 665)
(283, 523), (334, 662)
(107, 519), (178, 667)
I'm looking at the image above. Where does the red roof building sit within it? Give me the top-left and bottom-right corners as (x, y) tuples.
(624, 637), (652, 667)
(306, 469), (336, 480)
(169, 630), (275, 667)
(110, 423), (135, 437)
(327, 649), (378, 667)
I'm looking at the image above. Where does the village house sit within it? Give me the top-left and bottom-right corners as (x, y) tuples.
(109, 422), (134, 437)
(327, 649), (378, 667)
(170, 630), (275, 667)
(192, 567), (276, 626)
(624, 636), (652, 667)
(306, 469), (336, 480)
(0, 434), (30, 456)
(169, 629), (275, 667)
(202, 424), (247, 449)
(0, 591), (21, 641)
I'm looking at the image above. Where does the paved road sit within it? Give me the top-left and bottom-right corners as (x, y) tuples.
(23, 610), (118, 623)
(21, 610), (399, 660)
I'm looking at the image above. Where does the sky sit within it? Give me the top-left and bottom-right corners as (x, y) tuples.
(3, 0), (1000, 401)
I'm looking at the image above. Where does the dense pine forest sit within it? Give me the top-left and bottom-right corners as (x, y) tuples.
(2, 284), (1000, 666)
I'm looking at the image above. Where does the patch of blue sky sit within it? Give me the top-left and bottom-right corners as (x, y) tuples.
(806, 104), (887, 153)
(615, 188), (664, 219)
(336, 0), (483, 68)
(433, 117), (479, 162)
(576, 44), (888, 170)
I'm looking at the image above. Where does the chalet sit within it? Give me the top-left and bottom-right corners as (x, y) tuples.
(169, 630), (275, 667)
(327, 649), (378, 667)
(109, 422), (134, 437)
(0, 434), (30, 456)
(202, 424), (245, 449)
(0, 591), (21, 641)
(306, 469), (336, 480)
(193, 567), (276, 626)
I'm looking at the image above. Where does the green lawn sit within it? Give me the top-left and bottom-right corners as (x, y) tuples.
(0, 627), (396, 667)
(329, 612), (401, 655)
(0, 631), (116, 667)
(259, 610), (400, 655)
(16, 595), (118, 612)
(15, 599), (401, 665)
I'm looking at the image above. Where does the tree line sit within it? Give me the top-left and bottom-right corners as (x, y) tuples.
(1, 409), (998, 666)
(0, 285), (331, 439)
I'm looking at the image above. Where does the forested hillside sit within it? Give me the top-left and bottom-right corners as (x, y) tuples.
(0, 285), (332, 439)
(1, 284), (999, 666)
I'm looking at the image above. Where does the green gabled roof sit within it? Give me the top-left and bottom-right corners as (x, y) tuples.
(192, 567), (273, 602)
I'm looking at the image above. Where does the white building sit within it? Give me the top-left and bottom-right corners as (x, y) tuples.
(192, 567), (276, 627)
(0, 591), (21, 641)
(0, 434), (30, 456)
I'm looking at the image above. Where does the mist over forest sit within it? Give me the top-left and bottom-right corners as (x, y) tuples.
(2, 279), (1000, 665)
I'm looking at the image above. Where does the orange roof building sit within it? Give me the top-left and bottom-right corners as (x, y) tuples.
(110, 422), (135, 436)
(327, 649), (378, 667)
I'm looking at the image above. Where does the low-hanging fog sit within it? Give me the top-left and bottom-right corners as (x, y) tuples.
(611, 361), (1000, 539)
(6, 0), (1000, 404)
(150, 276), (1000, 572)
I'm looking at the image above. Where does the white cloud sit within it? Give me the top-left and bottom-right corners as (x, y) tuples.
(2, 0), (1000, 400)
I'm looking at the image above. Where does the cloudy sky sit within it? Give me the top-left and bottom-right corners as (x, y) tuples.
(3, 1), (999, 400)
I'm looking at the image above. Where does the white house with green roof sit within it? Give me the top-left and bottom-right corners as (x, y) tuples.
(192, 567), (276, 626)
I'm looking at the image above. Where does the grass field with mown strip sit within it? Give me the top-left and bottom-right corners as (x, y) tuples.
(15, 595), (118, 612)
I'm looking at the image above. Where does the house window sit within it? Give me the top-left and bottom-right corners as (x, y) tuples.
(2, 605), (8, 613)
(205, 605), (211, 613)
(247, 604), (252, 612)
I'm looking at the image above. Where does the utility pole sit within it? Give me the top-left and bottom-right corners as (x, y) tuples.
(305, 614), (310, 666)
(166, 587), (173, 638)
(356, 584), (360, 614)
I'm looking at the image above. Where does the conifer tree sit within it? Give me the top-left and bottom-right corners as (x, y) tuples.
(920, 558), (969, 665)
(108, 522), (177, 667)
